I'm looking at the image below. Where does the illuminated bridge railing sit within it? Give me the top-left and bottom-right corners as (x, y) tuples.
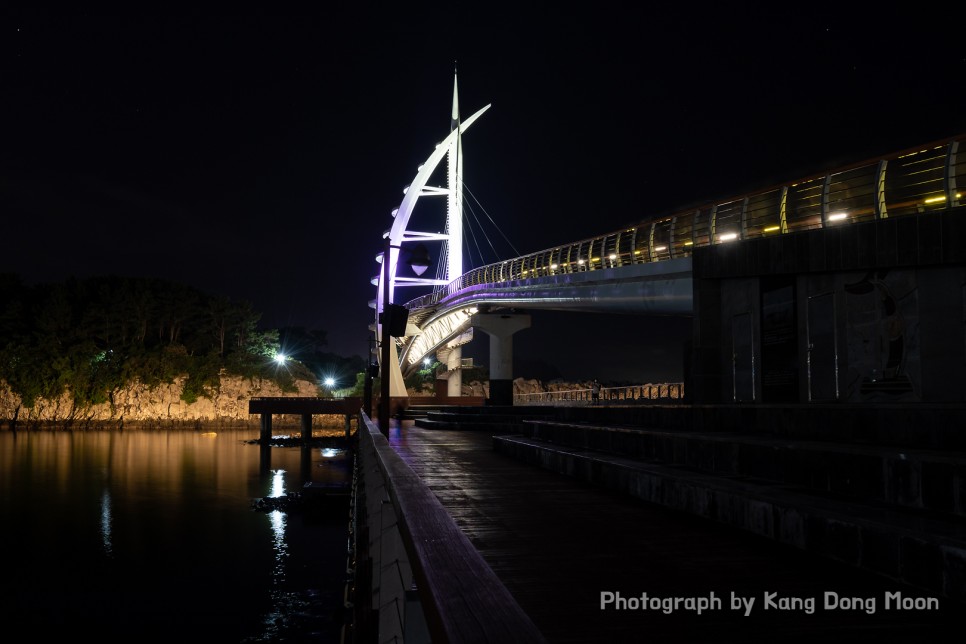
(406, 134), (964, 312)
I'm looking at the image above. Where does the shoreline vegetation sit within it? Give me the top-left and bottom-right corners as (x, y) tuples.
(0, 273), (364, 431)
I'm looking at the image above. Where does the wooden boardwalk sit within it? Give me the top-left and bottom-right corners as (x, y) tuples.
(386, 421), (959, 644)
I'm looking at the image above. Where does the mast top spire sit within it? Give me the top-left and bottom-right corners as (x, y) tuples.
(451, 63), (460, 132)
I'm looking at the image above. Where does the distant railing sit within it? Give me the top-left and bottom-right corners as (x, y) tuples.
(514, 383), (684, 405)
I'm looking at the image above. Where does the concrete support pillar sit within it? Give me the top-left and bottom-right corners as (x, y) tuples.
(436, 345), (464, 397)
(300, 414), (312, 441)
(447, 345), (462, 397)
(260, 413), (272, 443)
(471, 312), (531, 406)
(344, 414), (352, 440)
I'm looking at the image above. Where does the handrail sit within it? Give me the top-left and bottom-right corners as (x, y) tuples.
(357, 411), (547, 643)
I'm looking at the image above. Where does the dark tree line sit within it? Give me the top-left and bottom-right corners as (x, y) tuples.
(0, 273), (310, 413)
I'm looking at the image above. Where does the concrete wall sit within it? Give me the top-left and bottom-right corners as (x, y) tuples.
(690, 208), (966, 404)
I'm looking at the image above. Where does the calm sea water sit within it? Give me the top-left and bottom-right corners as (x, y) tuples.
(0, 427), (352, 643)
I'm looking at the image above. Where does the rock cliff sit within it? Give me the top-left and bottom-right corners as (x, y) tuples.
(1, 375), (323, 429)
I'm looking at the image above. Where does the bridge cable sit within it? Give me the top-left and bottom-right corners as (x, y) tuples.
(462, 181), (521, 257)
(461, 203), (488, 270)
(433, 236), (450, 291)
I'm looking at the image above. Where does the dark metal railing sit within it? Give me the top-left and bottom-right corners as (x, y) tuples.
(514, 383), (685, 405)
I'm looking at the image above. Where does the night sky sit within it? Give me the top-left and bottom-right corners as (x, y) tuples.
(5, 6), (966, 383)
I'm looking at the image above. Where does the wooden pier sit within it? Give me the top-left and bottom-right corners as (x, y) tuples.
(248, 396), (360, 441)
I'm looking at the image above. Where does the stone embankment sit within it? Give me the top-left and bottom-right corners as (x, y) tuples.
(0, 376), (324, 430)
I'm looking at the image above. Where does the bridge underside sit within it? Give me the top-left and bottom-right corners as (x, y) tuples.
(399, 258), (693, 375)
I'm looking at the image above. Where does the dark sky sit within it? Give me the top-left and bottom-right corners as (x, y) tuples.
(4, 6), (966, 382)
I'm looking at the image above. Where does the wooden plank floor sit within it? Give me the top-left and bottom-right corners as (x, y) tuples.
(387, 422), (960, 643)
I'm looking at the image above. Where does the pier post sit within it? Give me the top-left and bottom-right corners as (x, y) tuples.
(260, 413), (272, 443)
(471, 312), (531, 406)
(300, 413), (312, 441)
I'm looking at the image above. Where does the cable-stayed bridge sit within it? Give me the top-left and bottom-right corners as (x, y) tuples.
(372, 76), (966, 407)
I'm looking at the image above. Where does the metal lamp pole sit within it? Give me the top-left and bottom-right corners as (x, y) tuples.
(363, 334), (374, 418)
(379, 236), (392, 436)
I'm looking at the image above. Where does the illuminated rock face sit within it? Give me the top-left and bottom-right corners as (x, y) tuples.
(0, 376), (325, 428)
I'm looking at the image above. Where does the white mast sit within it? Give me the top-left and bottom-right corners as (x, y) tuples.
(446, 66), (463, 281)
(371, 72), (490, 396)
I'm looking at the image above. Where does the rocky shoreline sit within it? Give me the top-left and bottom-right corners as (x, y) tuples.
(0, 375), (327, 431)
(0, 376), (615, 431)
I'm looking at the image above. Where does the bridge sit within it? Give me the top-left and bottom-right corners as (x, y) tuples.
(372, 73), (966, 409)
(349, 79), (966, 643)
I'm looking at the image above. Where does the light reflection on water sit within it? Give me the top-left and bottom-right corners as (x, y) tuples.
(0, 428), (351, 642)
(270, 469), (290, 584)
(100, 488), (114, 558)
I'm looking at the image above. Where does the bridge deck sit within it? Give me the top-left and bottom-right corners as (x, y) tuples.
(386, 421), (957, 643)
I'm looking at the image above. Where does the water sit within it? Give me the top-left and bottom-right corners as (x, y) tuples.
(0, 427), (353, 643)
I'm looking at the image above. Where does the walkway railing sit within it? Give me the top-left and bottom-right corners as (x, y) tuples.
(352, 411), (547, 643)
(514, 383), (685, 405)
(406, 134), (965, 313)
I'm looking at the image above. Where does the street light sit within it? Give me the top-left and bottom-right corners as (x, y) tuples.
(379, 237), (394, 436)
(378, 237), (430, 436)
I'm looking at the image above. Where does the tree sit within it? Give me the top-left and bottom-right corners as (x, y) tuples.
(0, 274), (353, 412)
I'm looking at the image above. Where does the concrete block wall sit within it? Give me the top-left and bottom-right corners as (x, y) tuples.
(494, 434), (966, 604)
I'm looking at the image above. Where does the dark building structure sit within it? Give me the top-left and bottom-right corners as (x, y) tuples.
(686, 138), (965, 406)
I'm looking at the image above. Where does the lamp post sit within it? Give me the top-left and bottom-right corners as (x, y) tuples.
(377, 238), (427, 436)
(364, 334), (375, 418)
(379, 236), (392, 436)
